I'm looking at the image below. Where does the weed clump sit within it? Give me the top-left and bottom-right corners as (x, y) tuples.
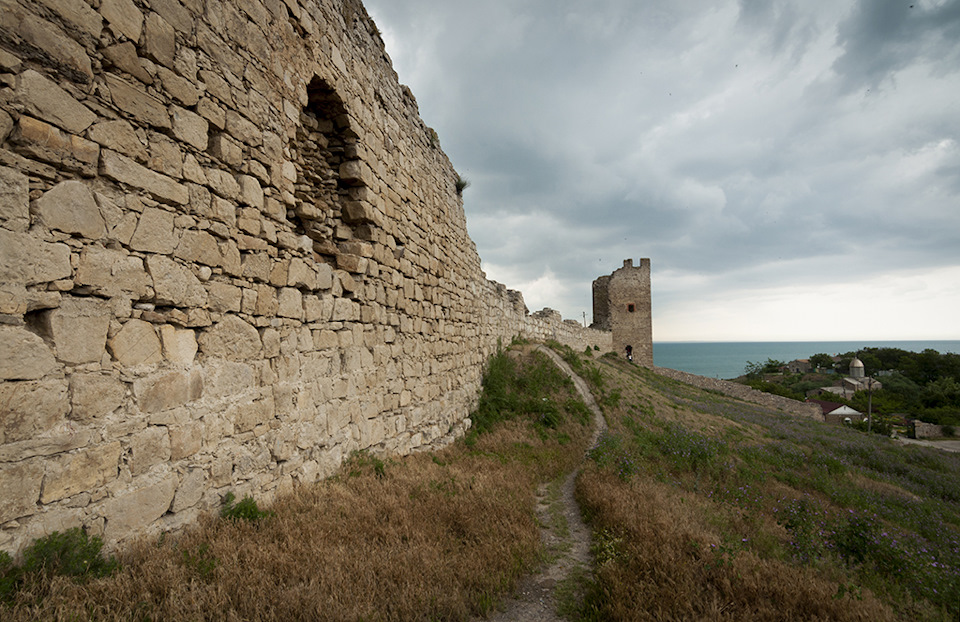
(220, 492), (274, 523)
(1, 527), (118, 604)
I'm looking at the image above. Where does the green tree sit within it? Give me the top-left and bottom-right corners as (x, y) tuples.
(809, 353), (834, 371)
(921, 377), (960, 409)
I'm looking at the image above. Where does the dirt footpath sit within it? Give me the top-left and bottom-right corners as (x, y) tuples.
(478, 346), (607, 622)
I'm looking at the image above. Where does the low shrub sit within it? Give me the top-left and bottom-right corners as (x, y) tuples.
(220, 492), (274, 523)
(1, 527), (118, 604)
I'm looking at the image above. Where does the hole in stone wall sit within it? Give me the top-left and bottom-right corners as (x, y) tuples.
(627, 303), (635, 313)
(291, 77), (359, 262)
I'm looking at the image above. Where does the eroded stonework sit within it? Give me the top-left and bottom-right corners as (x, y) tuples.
(0, 0), (611, 552)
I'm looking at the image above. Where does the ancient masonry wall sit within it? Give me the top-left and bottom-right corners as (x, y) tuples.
(0, 0), (610, 553)
(653, 367), (824, 420)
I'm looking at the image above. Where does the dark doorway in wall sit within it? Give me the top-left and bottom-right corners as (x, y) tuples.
(627, 303), (635, 313)
(291, 77), (359, 262)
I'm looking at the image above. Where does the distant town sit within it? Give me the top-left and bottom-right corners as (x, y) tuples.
(736, 347), (960, 438)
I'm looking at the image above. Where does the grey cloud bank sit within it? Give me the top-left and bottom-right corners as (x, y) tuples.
(365, 0), (960, 341)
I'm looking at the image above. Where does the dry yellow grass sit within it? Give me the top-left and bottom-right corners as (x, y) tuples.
(576, 469), (896, 621)
(570, 354), (943, 621)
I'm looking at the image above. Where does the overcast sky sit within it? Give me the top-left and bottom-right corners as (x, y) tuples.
(363, 0), (960, 342)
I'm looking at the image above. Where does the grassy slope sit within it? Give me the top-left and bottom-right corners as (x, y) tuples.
(575, 352), (960, 621)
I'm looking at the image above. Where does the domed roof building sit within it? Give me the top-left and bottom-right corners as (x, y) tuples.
(849, 357), (865, 379)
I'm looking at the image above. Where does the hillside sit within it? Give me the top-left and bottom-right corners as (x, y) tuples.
(3, 343), (958, 620)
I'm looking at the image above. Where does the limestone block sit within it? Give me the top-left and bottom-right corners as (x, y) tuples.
(0, 165), (29, 232)
(133, 369), (202, 413)
(36, 0), (103, 38)
(70, 373), (126, 421)
(151, 0), (193, 34)
(261, 327), (280, 357)
(205, 167), (241, 200)
(225, 110), (261, 146)
(171, 106), (208, 150)
(277, 287), (303, 319)
(332, 298), (360, 322)
(33, 180), (106, 239)
(0, 326), (57, 380)
(75, 246), (151, 297)
(130, 207), (177, 253)
(221, 240), (241, 276)
(147, 134), (183, 178)
(42, 296), (111, 365)
(242, 253), (271, 282)
(229, 396), (275, 433)
(146, 255), (206, 306)
(287, 258), (318, 290)
(206, 282), (242, 313)
(208, 133), (242, 167)
(143, 12), (176, 68)
(100, 0), (144, 43)
(0, 428), (93, 463)
(0, 379), (69, 444)
(174, 229), (221, 267)
(203, 360), (256, 399)
(108, 319), (163, 367)
(198, 314), (261, 361)
(40, 441), (121, 504)
(337, 253), (367, 274)
(159, 325), (197, 365)
(183, 154), (207, 183)
(156, 66), (199, 106)
(238, 174), (263, 208)
(269, 259), (288, 287)
(314, 329), (338, 350)
(316, 262), (334, 290)
(0, 229), (72, 287)
(339, 160), (374, 187)
(0, 460), (44, 523)
(100, 150), (188, 205)
(208, 195), (236, 226)
(342, 200), (378, 225)
(105, 74), (170, 129)
(169, 421), (202, 460)
(304, 296), (325, 322)
(171, 468), (205, 512)
(87, 119), (148, 163)
(102, 472), (177, 540)
(15, 13), (93, 80)
(128, 426), (171, 475)
(12, 116), (99, 174)
(254, 283), (278, 316)
(101, 41), (153, 84)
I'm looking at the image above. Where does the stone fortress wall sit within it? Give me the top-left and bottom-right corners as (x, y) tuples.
(0, 0), (611, 554)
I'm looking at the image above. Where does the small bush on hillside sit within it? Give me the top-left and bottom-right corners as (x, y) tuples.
(220, 492), (274, 523)
(1, 528), (119, 603)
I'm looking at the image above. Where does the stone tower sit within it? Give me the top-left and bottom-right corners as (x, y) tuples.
(592, 259), (653, 367)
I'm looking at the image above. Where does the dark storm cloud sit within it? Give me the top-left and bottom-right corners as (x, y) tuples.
(833, 0), (960, 91)
(365, 0), (960, 339)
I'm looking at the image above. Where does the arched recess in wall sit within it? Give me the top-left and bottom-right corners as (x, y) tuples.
(292, 77), (373, 264)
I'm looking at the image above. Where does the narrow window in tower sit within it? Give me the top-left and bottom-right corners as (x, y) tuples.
(627, 303), (635, 313)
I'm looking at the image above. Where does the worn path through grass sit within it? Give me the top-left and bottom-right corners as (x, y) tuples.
(479, 345), (607, 622)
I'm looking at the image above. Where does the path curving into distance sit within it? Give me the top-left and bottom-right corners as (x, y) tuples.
(477, 345), (608, 622)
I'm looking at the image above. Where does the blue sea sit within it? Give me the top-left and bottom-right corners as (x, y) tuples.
(653, 341), (960, 380)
